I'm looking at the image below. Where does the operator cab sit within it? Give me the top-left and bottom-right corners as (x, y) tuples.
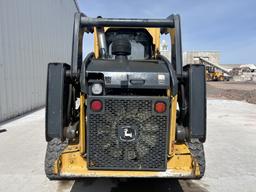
(86, 28), (170, 96)
(105, 28), (154, 60)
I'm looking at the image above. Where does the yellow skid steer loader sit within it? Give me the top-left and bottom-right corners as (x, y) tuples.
(45, 13), (206, 180)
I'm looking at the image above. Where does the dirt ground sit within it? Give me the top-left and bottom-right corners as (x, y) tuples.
(207, 81), (256, 104)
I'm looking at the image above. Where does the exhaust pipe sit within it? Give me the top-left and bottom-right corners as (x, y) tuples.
(96, 26), (107, 58)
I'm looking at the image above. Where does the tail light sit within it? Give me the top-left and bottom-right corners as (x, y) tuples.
(90, 100), (103, 112)
(154, 102), (166, 113)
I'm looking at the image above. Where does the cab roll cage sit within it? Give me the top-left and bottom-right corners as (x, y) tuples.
(71, 13), (183, 80)
(46, 13), (206, 143)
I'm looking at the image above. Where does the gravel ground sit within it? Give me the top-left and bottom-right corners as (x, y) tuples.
(0, 99), (256, 192)
(207, 82), (256, 104)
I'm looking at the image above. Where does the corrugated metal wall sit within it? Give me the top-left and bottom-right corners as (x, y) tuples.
(0, 0), (79, 122)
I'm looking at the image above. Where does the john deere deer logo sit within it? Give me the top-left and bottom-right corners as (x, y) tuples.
(119, 126), (137, 142)
(124, 128), (133, 138)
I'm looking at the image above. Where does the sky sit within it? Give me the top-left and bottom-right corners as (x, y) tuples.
(78, 0), (256, 64)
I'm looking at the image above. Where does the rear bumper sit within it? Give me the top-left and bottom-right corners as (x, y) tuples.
(58, 170), (195, 179)
(52, 144), (201, 180)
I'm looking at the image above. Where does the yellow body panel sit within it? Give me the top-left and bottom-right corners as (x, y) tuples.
(93, 28), (100, 59)
(79, 94), (86, 154)
(146, 28), (160, 53)
(57, 143), (197, 178)
(169, 95), (177, 156)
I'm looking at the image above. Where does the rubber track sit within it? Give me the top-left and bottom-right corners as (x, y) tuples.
(188, 139), (206, 178)
(45, 138), (68, 180)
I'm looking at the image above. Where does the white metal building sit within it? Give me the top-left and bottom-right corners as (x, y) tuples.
(183, 51), (220, 65)
(0, 0), (79, 122)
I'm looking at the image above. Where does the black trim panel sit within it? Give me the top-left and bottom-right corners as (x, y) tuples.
(45, 63), (70, 141)
(184, 64), (206, 142)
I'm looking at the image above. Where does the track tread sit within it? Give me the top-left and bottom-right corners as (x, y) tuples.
(45, 138), (68, 180)
(188, 139), (205, 178)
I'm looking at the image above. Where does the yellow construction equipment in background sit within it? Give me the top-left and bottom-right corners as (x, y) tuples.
(200, 57), (231, 81)
(206, 66), (225, 81)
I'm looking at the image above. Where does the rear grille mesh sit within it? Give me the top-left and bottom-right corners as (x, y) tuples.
(87, 98), (169, 171)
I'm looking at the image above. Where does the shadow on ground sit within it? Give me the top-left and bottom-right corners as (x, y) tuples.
(69, 178), (208, 192)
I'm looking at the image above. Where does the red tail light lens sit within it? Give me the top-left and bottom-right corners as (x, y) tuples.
(90, 100), (103, 112)
(155, 102), (166, 113)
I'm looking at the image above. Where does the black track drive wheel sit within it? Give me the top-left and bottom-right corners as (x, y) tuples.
(45, 138), (68, 180)
(187, 139), (205, 178)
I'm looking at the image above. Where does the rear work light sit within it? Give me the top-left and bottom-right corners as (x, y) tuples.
(90, 100), (103, 112)
(91, 83), (103, 95)
(155, 102), (166, 113)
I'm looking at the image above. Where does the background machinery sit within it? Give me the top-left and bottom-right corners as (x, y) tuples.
(45, 13), (206, 179)
(200, 57), (231, 81)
